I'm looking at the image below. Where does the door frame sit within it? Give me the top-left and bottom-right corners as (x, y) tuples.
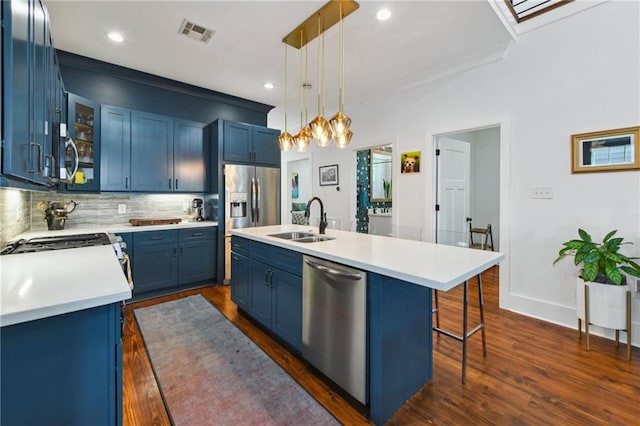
(430, 116), (511, 309)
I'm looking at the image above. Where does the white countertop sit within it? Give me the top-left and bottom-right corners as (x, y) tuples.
(10, 220), (218, 241)
(1, 245), (132, 327)
(231, 224), (504, 292)
(1, 221), (217, 326)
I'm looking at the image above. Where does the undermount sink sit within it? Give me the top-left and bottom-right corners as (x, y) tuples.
(268, 232), (335, 243)
(293, 236), (335, 243)
(269, 231), (317, 240)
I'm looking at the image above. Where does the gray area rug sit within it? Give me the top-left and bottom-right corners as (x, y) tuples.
(134, 294), (339, 425)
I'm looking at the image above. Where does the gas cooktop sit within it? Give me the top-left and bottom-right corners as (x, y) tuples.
(1, 233), (112, 255)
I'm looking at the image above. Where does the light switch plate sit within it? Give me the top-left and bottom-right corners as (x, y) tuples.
(118, 204), (127, 214)
(531, 186), (553, 199)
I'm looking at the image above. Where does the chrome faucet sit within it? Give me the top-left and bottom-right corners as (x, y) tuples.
(304, 197), (328, 234)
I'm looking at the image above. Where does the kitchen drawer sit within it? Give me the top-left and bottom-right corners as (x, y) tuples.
(179, 227), (215, 242)
(251, 240), (302, 276)
(231, 236), (250, 257)
(133, 230), (178, 247)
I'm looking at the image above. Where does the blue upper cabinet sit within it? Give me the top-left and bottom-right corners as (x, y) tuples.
(223, 121), (252, 163)
(253, 126), (281, 166)
(100, 108), (206, 193)
(1, 0), (57, 187)
(101, 106), (131, 191)
(174, 119), (206, 192)
(222, 120), (280, 167)
(66, 93), (101, 192)
(131, 111), (173, 192)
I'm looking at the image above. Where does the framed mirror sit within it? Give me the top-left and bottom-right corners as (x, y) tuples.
(370, 148), (392, 202)
(572, 126), (640, 173)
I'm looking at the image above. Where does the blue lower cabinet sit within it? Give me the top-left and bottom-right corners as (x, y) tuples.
(249, 259), (273, 327)
(178, 228), (216, 284)
(132, 228), (216, 297)
(133, 243), (179, 293)
(0, 303), (122, 425)
(271, 268), (303, 350)
(231, 237), (302, 353)
(230, 252), (250, 310)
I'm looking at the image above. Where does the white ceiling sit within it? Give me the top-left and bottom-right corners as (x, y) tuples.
(45, 1), (514, 129)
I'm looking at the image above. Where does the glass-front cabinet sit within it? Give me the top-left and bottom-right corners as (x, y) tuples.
(67, 93), (100, 191)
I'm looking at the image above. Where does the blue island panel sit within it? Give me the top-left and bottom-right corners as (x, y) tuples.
(0, 303), (121, 425)
(368, 273), (432, 425)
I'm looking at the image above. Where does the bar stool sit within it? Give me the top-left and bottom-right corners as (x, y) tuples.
(432, 273), (487, 384)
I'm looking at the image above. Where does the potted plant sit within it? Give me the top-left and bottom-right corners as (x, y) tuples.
(554, 229), (640, 358)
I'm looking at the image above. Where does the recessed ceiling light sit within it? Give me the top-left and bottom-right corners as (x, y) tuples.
(107, 32), (124, 43)
(376, 8), (391, 21)
(264, 82), (275, 90)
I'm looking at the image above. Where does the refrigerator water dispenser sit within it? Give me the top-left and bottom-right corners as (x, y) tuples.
(229, 193), (247, 218)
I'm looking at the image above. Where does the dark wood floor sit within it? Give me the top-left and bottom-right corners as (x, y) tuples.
(122, 267), (640, 425)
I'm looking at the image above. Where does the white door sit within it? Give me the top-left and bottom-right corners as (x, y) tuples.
(436, 138), (471, 247)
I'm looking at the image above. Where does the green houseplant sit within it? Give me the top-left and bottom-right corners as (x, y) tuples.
(554, 229), (639, 359)
(554, 229), (640, 285)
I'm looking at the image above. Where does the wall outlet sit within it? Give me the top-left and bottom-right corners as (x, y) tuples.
(530, 186), (553, 199)
(117, 204), (127, 214)
(182, 202), (190, 212)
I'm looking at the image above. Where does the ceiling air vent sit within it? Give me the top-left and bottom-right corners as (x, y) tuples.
(178, 19), (215, 44)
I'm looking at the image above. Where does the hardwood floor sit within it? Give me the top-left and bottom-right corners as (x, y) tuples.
(123, 267), (640, 425)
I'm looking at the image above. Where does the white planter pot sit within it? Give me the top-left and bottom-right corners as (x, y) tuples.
(576, 277), (629, 329)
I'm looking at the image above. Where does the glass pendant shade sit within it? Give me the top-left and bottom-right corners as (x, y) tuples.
(329, 111), (352, 138)
(294, 126), (312, 152)
(310, 116), (331, 147)
(334, 129), (353, 148)
(278, 131), (294, 151)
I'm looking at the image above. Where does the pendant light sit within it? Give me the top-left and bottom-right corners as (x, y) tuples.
(277, 44), (293, 151)
(293, 30), (311, 152)
(309, 17), (331, 147)
(329, 0), (352, 148)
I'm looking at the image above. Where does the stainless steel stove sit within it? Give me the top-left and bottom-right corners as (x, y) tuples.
(1, 233), (112, 255)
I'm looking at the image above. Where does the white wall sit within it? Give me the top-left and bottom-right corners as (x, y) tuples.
(275, 2), (640, 344)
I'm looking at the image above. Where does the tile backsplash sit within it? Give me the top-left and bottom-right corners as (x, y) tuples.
(0, 188), (32, 245)
(1, 188), (218, 244)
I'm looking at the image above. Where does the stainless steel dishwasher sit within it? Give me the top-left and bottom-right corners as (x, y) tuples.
(302, 255), (367, 404)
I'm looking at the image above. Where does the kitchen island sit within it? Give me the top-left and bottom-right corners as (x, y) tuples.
(230, 224), (504, 425)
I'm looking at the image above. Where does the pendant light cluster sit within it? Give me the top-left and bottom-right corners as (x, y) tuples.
(279, 0), (359, 152)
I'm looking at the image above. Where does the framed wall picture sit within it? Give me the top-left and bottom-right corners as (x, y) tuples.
(572, 126), (640, 173)
(400, 150), (421, 173)
(319, 164), (339, 186)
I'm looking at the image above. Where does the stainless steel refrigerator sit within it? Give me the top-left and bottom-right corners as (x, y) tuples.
(224, 164), (280, 282)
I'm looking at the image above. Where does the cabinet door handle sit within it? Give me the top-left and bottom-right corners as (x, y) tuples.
(192, 233), (203, 237)
(180, 246), (184, 256)
(151, 236), (165, 241)
(265, 270), (270, 286)
(169, 178), (172, 189)
(29, 142), (43, 173)
(125, 176), (129, 189)
(175, 179), (178, 190)
(173, 246), (177, 257)
(44, 154), (54, 178)
(269, 270), (274, 288)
